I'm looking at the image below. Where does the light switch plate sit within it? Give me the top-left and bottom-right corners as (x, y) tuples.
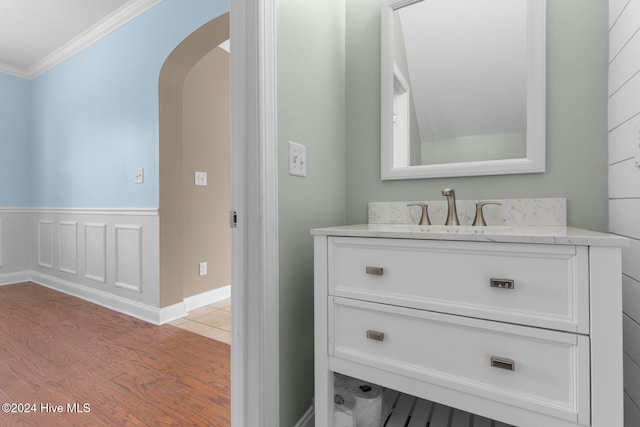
(288, 141), (306, 177)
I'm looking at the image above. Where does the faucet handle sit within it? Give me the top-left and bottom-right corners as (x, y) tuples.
(473, 202), (502, 226)
(407, 203), (431, 225)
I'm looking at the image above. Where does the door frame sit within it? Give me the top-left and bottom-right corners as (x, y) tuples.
(230, 0), (279, 426)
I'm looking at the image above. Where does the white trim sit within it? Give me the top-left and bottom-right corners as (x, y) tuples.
(0, 274), (229, 327)
(84, 223), (107, 283)
(0, 209), (34, 214)
(294, 406), (315, 427)
(37, 220), (54, 268)
(0, 218), (3, 268)
(0, 208), (159, 216)
(0, 272), (31, 286)
(0, 0), (161, 80)
(184, 285), (231, 311)
(158, 285), (232, 326)
(31, 271), (166, 325)
(0, 63), (30, 79)
(157, 301), (188, 325)
(114, 224), (143, 292)
(58, 221), (78, 275)
(230, 0), (279, 425)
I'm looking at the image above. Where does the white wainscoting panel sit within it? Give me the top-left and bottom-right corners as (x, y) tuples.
(610, 159), (640, 199)
(0, 218), (3, 268)
(59, 221), (78, 275)
(625, 352), (640, 410)
(622, 239), (640, 283)
(609, 71), (640, 130)
(610, 199), (640, 239)
(625, 314), (640, 366)
(115, 225), (142, 293)
(609, 117), (637, 165)
(0, 209), (162, 323)
(609, 2), (640, 425)
(0, 211), (31, 284)
(610, 0), (640, 61)
(28, 210), (160, 322)
(37, 220), (54, 268)
(626, 392), (640, 427)
(610, 0), (631, 29)
(85, 223), (107, 283)
(624, 276), (640, 327)
(610, 29), (640, 96)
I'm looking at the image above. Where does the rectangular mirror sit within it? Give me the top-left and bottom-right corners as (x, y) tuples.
(381, 0), (546, 179)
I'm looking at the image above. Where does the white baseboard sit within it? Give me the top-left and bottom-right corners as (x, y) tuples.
(158, 301), (188, 325)
(0, 271), (31, 286)
(158, 285), (231, 325)
(31, 272), (166, 325)
(184, 285), (231, 311)
(1, 273), (230, 326)
(294, 406), (314, 427)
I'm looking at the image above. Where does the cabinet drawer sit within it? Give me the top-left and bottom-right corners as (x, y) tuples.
(330, 297), (590, 424)
(328, 237), (589, 333)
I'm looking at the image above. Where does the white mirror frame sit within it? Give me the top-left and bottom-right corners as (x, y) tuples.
(381, 0), (546, 180)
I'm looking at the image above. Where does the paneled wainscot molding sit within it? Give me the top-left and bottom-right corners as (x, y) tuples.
(37, 220), (54, 268)
(0, 218), (3, 268)
(0, 209), (168, 324)
(85, 223), (107, 283)
(59, 221), (78, 275)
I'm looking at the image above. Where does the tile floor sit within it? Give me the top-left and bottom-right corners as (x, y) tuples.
(169, 297), (231, 345)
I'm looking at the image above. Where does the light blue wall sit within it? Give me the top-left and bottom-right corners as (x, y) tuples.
(27, 0), (229, 208)
(0, 73), (32, 207)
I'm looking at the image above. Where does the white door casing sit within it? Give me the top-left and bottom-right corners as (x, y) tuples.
(230, 0), (279, 426)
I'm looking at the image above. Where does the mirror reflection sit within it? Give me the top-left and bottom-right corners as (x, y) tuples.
(392, 0), (528, 167)
(381, 0), (545, 180)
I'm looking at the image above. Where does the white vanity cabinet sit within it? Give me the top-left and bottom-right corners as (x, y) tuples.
(312, 225), (626, 427)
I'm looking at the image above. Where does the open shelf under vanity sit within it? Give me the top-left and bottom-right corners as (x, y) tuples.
(384, 389), (513, 427)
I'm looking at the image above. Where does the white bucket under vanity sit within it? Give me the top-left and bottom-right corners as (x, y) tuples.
(312, 220), (627, 427)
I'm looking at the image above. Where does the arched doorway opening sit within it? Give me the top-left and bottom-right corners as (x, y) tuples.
(158, 13), (230, 309)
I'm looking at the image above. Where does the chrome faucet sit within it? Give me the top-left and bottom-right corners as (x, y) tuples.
(442, 188), (460, 226)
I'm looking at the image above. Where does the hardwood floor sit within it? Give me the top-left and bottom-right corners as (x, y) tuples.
(0, 282), (230, 426)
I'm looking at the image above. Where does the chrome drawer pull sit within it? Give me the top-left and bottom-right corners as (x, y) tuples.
(490, 278), (515, 289)
(491, 356), (515, 371)
(365, 266), (384, 276)
(366, 330), (385, 341)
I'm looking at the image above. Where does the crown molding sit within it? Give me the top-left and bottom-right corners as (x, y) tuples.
(0, 63), (30, 79)
(0, 0), (161, 80)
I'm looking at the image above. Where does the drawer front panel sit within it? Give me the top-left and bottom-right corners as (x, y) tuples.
(328, 237), (588, 332)
(330, 297), (590, 423)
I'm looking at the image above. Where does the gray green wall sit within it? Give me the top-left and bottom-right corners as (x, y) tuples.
(345, 0), (609, 232)
(276, 0), (608, 424)
(277, 0), (346, 425)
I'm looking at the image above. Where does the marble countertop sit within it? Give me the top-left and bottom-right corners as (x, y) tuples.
(311, 224), (628, 247)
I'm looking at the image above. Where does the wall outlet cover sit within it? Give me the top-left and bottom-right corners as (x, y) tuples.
(195, 171), (208, 186)
(134, 168), (144, 184)
(199, 262), (207, 276)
